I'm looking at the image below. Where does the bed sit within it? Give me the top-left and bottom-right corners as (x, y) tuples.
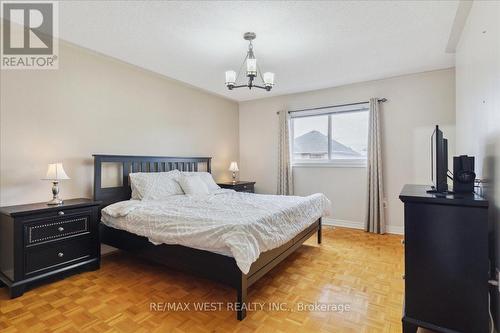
(93, 154), (329, 320)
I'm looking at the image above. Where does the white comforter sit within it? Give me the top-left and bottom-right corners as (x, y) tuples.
(101, 191), (331, 274)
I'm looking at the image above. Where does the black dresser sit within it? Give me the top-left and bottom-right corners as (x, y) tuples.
(0, 198), (101, 298)
(399, 184), (489, 333)
(217, 181), (255, 193)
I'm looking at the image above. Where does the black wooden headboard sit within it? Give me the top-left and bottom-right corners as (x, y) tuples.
(93, 154), (212, 208)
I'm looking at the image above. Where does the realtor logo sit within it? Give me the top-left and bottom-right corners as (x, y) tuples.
(1, 1), (59, 69)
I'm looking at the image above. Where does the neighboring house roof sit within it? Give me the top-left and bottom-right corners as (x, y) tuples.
(293, 130), (361, 156)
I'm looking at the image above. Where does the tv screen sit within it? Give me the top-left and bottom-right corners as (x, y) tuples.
(430, 125), (448, 193)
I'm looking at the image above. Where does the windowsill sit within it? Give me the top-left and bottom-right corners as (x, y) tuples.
(293, 160), (367, 168)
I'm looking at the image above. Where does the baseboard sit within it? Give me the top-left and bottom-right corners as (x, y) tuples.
(385, 225), (404, 235)
(323, 218), (364, 229)
(323, 217), (404, 235)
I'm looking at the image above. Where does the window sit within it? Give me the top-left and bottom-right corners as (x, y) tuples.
(291, 105), (369, 167)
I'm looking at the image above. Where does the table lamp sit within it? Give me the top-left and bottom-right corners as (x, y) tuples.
(43, 163), (70, 205)
(229, 161), (239, 184)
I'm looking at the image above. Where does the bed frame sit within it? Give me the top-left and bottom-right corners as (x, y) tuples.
(93, 154), (321, 320)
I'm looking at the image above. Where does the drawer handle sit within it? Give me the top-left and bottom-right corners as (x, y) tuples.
(402, 274), (405, 280)
(58, 252), (64, 258)
(58, 227), (64, 232)
(58, 211), (65, 216)
(401, 239), (405, 245)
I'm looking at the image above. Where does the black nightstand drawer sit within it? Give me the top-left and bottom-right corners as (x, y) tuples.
(13, 206), (94, 222)
(218, 181), (255, 193)
(25, 237), (94, 275)
(236, 184), (254, 192)
(26, 214), (91, 246)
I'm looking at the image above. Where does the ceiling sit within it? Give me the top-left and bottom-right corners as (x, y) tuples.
(58, 1), (458, 101)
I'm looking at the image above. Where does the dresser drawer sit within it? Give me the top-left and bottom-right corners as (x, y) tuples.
(25, 237), (94, 275)
(24, 208), (93, 246)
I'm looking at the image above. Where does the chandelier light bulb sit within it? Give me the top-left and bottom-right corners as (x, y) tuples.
(263, 72), (275, 87)
(246, 58), (257, 77)
(225, 70), (236, 87)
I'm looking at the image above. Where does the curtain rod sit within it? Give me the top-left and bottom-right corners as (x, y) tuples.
(276, 98), (387, 115)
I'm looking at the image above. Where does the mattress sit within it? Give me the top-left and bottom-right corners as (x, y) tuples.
(101, 190), (331, 274)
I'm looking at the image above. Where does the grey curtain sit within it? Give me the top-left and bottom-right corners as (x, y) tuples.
(277, 110), (293, 195)
(365, 98), (386, 234)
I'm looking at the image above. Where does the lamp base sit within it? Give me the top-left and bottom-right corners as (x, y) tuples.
(47, 198), (63, 205)
(47, 181), (63, 205)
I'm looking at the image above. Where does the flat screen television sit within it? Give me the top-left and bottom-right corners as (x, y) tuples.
(429, 125), (448, 193)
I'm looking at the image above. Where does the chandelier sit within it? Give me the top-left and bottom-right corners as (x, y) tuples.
(225, 32), (275, 91)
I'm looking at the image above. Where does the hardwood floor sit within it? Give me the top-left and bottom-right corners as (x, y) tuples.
(0, 227), (405, 333)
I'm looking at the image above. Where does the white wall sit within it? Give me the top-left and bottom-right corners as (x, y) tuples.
(239, 69), (456, 233)
(455, 0), (500, 325)
(0, 41), (239, 206)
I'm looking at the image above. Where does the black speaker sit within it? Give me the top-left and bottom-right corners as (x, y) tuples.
(453, 155), (476, 193)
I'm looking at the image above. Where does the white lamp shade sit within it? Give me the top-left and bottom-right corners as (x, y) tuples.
(246, 58), (257, 74)
(225, 70), (236, 85)
(228, 162), (239, 172)
(44, 163), (70, 180)
(263, 72), (275, 86)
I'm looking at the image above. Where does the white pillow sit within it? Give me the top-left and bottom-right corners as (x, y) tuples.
(129, 170), (183, 200)
(178, 174), (210, 195)
(181, 172), (220, 192)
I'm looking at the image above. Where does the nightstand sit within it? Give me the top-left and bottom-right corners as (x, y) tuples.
(218, 181), (256, 193)
(0, 198), (101, 298)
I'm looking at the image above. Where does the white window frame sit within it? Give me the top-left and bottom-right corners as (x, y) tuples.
(290, 103), (369, 168)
